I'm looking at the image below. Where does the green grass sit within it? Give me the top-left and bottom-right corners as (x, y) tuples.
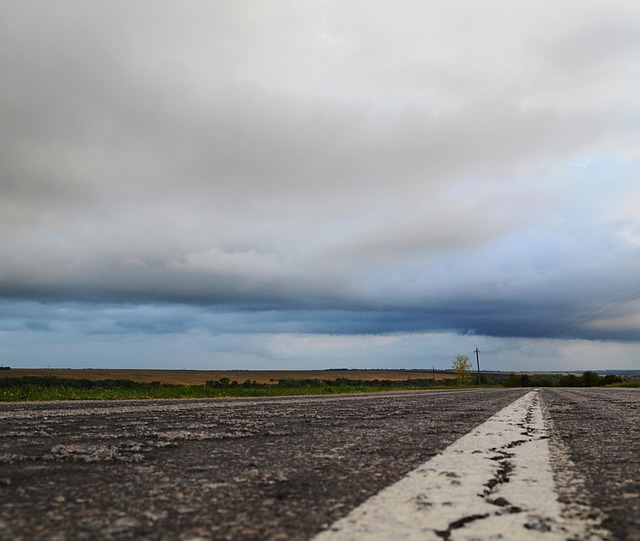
(608, 380), (640, 388)
(0, 383), (451, 402)
(0, 375), (460, 402)
(1, 372), (634, 402)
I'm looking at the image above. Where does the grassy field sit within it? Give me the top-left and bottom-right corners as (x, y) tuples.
(0, 368), (457, 401)
(0, 368), (455, 385)
(1, 368), (633, 402)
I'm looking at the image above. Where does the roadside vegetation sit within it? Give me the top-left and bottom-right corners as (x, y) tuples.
(0, 375), (457, 402)
(500, 371), (639, 388)
(452, 355), (473, 386)
(0, 369), (636, 402)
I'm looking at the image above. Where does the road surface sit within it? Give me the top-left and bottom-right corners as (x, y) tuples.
(0, 388), (637, 540)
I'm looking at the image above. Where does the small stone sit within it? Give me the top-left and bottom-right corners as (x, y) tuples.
(112, 517), (138, 532)
(524, 515), (554, 532)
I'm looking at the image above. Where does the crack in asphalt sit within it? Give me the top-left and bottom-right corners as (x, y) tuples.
(434, 513), (491, 540)
(434, 396), (548, 538)
(313, 391), (610, 541)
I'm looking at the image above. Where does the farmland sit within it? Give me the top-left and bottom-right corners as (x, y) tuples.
(0, 368), (455, 385)
(0, 368), (459, 401)
(2, 368), (631, 402)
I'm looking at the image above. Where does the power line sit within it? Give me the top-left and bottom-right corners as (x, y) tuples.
(485, 279), (640, 354)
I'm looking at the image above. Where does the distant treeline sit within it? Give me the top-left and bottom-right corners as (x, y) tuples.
(0, 377), (174, 389)
(502, 371), (623, 387)
(0, 371), (627, 393)
(0, 375), (451, 391)
(205, 377), (450, 389)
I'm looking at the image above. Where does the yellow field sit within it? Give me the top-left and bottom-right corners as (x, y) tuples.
(0, 368), (454, 385)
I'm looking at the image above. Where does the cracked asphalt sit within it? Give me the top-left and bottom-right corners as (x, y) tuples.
(540, 388), (640, 541)
(0, 387), (637, 540)
(312, 391), (576, 541)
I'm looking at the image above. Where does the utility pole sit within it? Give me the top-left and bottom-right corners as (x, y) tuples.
(475, 347), (481, 386)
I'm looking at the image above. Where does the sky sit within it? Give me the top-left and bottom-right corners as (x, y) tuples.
(1, 1), (640, 372)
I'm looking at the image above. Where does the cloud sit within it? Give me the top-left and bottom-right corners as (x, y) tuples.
(1, 1), (640, 369)
(2, 301), (639, 371)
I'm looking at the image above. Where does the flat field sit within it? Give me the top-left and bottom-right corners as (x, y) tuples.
(0, 368), (454, 385)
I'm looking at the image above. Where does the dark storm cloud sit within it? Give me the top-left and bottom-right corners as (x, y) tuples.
(1, 0), (640, 359)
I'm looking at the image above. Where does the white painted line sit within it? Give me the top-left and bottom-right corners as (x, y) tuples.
(312, 391), (608, 541)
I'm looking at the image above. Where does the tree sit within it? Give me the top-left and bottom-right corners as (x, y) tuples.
(601, 374), (622, 385)
(453, 354), (472, 386)
(559, 374), (580, 387)
(503, 372), (520, 387)
(581, 371), (600, 387)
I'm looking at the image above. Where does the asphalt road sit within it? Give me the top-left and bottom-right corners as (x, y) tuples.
(0, 388), (637, 540)
(540, 388), (640, 541)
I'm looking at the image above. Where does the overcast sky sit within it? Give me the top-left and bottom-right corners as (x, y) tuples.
(2, 1), (640, 372)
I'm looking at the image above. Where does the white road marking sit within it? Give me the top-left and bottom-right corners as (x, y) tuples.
(313, 391), (608, 541)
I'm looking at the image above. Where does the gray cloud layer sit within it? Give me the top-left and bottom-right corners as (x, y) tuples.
(2, 1), (640, 349)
